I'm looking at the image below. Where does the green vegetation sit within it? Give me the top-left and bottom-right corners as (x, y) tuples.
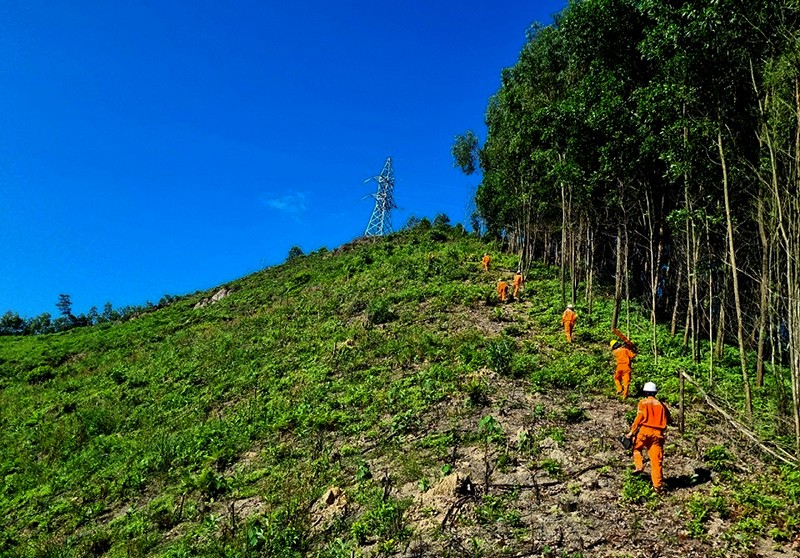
(1, 225), (799, 556)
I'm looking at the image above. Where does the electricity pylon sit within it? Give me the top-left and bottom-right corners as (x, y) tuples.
(364, 157), (396, 237)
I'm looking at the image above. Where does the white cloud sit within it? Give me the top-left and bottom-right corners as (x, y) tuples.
(259, 192), (308, 215)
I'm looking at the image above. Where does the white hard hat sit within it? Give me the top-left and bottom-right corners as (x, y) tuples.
(643, 381), (658, 394)
(566, 304), (573, 309)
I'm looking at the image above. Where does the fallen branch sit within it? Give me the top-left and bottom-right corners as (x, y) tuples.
(493, 463), (608, 492)
(441, 495), (473, 529)
(681, 371), (796, 466)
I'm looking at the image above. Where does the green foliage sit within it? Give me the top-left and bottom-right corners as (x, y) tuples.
(243, 507), (308, 557)
(475, 494), (523, 527)
(486, 336), (516, 377)
(464, 376), (490, 407)
(286, 245), (304, 261)
(350, 496), (410, 547)
(685, 491), (729, 538)
(186, 466), (229, 500)
(26, 365), (55, 384)
(366, 299), (395, 325)
(540, 459), (563, 479)
(478, 415), (504, 445)
(704, 445), (733, 472)
(356, 461), (372, 483)
(561, 405), (587, 424)
(529, 364), (582, 391)
(621, 470), (655, 504)
(452, 130), (479, 175)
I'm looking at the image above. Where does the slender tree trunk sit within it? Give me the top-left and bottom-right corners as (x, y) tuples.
(715, 268), (727, 360)
(679, 368), (685, 434)
(751, 55), (773, 389)
(689, 206), (701, 363)
(719, 127), (753, 418)
(671, 267), (682, 337)
(709, 265), (715, 383)
(625, 221), (631, 333)
(683, 298), (692, 348)
(569, 186), (577, 305)
(789, 77), (800, 457)
(707, 219), (714, 382)
(644, 190), (661, 362)
(567, 184), (578, 304)
(757, 184), (770, 387)
(612, 223), (623, 330)
(586, 225), (595, 316)
(560, 178), (567, 308)
(682, 109), (699, 362)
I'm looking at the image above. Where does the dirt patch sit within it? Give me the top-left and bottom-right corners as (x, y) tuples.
(358, 371), (757, 557)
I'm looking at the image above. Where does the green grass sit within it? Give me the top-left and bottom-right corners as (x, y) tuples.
(0, 224), (798, 556)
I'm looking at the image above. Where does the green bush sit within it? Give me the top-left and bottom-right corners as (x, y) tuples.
(26, 365), (54, 384)
(366, 299), (395, 325)
(464, 376), (490, 407)
(486, 337), (515, 377)
(704, 445), (733, 472)
(562, 405), (587, 424)
(351, 497), (410, 546)
(244, 508), (308, 557)
(621, 470), (653, 504)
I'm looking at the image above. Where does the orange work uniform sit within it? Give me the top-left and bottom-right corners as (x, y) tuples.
(482, 255), (491, 271)
(512, 273), (524, 298)
(628, 396), (672, 492)
(612, 346), (636, 398)
(497, 281), (509, 302)
(561, 308), (577, 342)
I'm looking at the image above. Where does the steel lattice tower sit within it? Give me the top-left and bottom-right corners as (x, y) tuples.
(364, 157), (397, 237)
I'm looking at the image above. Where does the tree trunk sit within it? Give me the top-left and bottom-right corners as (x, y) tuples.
(625, 221), (631, 333)
(560, 178), (567, 308)
(715, 270), (727, 361)
(644, 190), (662, 362)
(586, 225), (595, 316)
(671, 267), (682, 337)
(612, 223), (623, 330)
(719, 127), (753, 418)
(756, 184), (770, 387)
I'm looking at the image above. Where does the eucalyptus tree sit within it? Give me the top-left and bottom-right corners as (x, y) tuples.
(462, 22), (569, 266)
(637, 0), (784, 420)
(557, 0), (658, 327)
(752, 2), (800, 455)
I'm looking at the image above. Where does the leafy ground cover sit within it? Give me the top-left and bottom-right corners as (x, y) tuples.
(1, 222), (798, 557)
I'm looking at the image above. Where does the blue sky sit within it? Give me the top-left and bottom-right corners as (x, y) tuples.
(0, 0), (566, 318)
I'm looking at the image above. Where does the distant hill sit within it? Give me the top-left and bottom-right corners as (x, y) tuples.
(1, 223), (798, 557)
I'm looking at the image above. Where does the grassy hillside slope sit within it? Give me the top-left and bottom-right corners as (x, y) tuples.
(1, 223), (798, 557)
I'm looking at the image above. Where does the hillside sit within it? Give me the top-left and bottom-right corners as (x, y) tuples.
(1, 223), (798, 557)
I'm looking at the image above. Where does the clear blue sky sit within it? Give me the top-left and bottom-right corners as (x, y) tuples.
(0, 0), (566, 318)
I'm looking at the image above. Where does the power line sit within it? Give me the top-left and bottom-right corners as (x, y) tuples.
(364, 157), (397, 237)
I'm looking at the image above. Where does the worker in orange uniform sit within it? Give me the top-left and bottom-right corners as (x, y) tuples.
(482, 253), (491, 271)
(561, 304), (577, 342)
(497, 280), (509, 302)
(611, 339), (636, 399)
(512, 270), (524, 299)
(625, 381), (672, 494)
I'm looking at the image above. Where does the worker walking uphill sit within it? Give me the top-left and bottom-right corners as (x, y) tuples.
(611, 339), (636, 399)
(625, 382), (672, 494)
(561, 304), (577, 342)
(513, 270), (524, 299)
(482, 253), (492, 271)
(497, 280), (509, 302)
